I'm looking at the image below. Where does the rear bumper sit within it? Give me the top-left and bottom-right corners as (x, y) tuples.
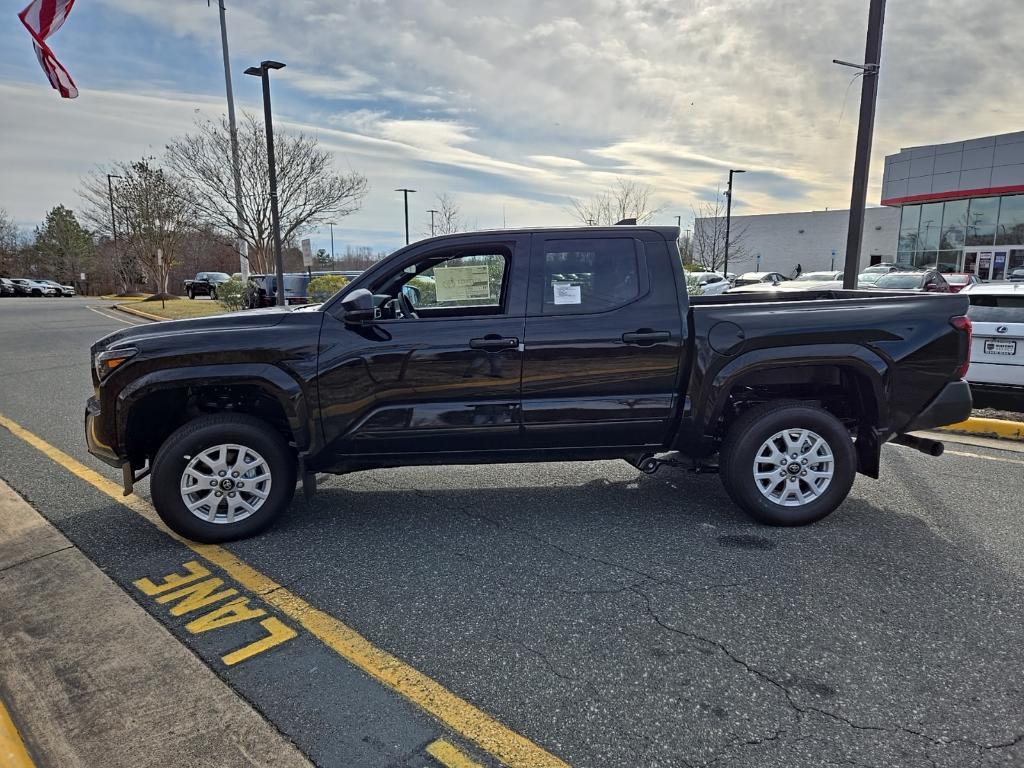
(85, 397), (125, 468)
(904, 380), (973, 432)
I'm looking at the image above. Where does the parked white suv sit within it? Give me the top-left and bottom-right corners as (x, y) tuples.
(962, 282), (1024, 401)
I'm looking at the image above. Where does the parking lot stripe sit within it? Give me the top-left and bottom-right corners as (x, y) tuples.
(426, 738), (484, 768)
(946, 449), (1024, 466)
(0, 412), (570, 768)
(0, 698), (36, 768)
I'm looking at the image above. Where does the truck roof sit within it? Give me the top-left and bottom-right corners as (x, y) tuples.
(413, 225), (681, 243)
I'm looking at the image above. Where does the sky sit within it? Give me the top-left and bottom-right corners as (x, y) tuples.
(2, 0), (1023, 255)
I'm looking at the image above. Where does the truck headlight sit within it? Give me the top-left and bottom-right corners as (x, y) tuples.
(95, 347), (138, 380)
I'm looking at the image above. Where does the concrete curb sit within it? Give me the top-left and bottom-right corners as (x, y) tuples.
(114, 303), (165, 322)
(938, 417), (1024, 442)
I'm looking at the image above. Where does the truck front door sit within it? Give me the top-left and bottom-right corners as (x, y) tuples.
(316, 235), (529, 459)
(521, 233), (685, 449)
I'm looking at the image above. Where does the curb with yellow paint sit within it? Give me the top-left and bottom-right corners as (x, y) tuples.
(0, 412), (569, 768)
(114, 303), (166, 322)
(938, 417), (1024, 442)
(0, 698), (35, 768)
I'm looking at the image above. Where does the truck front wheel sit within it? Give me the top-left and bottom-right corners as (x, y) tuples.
(150, 414), (297, 542)
(719, 402), (855, 526)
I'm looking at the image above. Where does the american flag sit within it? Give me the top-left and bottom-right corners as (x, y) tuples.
(18, 0), (78, 99)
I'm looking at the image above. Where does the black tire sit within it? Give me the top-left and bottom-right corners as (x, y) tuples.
(209, 288), (217, 300)
(187, 289), (195, 300)
(31, 289), (41, 297)
(150, 414), (297, 542)
(719, 402), (856, 526)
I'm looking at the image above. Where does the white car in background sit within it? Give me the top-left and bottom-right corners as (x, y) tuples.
(961, 282), (1024, 401)
(685, 271), (731, 296)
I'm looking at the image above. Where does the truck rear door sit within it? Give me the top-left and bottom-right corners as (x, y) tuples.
(521, 232), (686, 449)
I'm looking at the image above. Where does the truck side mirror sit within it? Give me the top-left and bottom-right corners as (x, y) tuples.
(341, 288), (376, 324)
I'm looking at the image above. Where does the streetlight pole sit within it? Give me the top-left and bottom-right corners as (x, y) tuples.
(427, 209), (439, 237)
(723, 169), (745, 278)
(395, 189), (416, 244)
(245, 60), (286, 306)
(327, 221), (336, 265)
(106, 173), (123, 292)
(215, 0), (248, 279)
(838, 0), (886, 289)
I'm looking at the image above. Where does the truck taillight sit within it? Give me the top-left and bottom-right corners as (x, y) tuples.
(950, 315), (972, 379)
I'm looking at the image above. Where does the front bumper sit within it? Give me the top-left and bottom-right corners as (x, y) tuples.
(85, 397), (125, 468)
(904, 380), (973, 432)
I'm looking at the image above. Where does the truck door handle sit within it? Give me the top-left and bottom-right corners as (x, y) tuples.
(470, 335), (519, 350)
(622, 330), (670, 346)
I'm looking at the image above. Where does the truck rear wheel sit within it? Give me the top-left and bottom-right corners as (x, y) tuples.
(719, 402), (855, 526)
(187, 288), (195, 300)
(150, 414), (297, 542)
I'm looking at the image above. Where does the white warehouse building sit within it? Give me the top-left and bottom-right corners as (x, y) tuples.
(693, 207), (900, 276)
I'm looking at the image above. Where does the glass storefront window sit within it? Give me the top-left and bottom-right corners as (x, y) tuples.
(899, 205), (921, 253)
(918, 202), (942, 251)
(940, 199), (968, 249)
(913, 250), (937, 268)
(996, 194), (1024, 245)
(936, 250), (959, 273)
(965, 197), (998, 245)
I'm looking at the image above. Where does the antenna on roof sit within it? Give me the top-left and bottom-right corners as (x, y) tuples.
(614, 218), (637, 225)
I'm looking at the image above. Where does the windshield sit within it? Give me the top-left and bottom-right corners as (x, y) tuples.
(875, 274), (923, 289)
(265, 275), (310, 294)
(208, 272), (230, 281)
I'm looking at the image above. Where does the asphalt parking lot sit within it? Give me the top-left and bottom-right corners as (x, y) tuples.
(2, 296), (1024, 768)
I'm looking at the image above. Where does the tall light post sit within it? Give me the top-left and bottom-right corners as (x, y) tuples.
(837, 0), (886, 288)
(214, 0), (248, 278)
(427, 208), (439, 237)
(395, 188), (416, 244)
(327, 221), (336, 263)
(723, 169), (745, 278)
(244, 60), (286, 306)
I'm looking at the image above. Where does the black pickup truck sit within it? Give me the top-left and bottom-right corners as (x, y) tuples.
(86, 226), (973, 542)
(183, 271), (231, 300)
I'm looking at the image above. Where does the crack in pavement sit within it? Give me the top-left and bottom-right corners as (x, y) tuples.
(0, 544), (74, 574)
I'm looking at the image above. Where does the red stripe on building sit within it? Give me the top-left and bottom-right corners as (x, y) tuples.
(881, 184), (1024, 207)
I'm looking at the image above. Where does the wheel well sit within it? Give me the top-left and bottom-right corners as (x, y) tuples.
(125, 384), (293, 467)
(717, 365), (879, 438)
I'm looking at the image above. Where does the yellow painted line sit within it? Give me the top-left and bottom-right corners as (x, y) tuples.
(427, 738), (484, 768)
(0, 698), (36, 768)
(0, 412), (569, 768)
(946, 449), (1024, 466)
(939, 417), (1024, 442)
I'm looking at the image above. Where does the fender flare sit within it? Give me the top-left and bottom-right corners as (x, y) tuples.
(115, 363), (314, 454)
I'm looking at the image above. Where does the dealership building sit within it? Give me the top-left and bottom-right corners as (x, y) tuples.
(694, 130), (1024, 279)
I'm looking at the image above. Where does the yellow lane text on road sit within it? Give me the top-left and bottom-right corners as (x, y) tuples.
(0, 412), (569, 768)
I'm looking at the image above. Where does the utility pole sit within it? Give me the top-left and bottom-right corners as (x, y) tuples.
(395, 188), (416, 244)
(215, 0), (248, 278)
(106, 173), (123, 291)
(245, 60), (287, 306)
(838, 0), (886, 288)
(327, 221), (336, 264)
(723, 169), (745, 277)
(427, 209), (439, 237)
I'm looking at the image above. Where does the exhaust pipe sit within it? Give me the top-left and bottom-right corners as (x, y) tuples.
(891, 434), (944, 457)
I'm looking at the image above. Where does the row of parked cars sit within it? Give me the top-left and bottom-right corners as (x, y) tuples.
(0, 277), (76, 297)
(183, 270), (363, 308)
(687, 263), (1023, 404)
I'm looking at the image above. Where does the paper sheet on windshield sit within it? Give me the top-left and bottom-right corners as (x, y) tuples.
(434, 265), (491, 301)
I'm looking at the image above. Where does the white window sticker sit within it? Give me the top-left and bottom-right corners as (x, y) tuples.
(553, 282), (582, 305)
(434, 264), (492, 302)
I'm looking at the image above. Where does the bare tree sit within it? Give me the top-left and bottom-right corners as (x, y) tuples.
(569, 178), (663, 226)
(82, 159), (195, 295)
(436, 193), (467, 235)
(165, 115), (369, 275)
(690, 193), (749, 272)
(80, 171), (143, 294)
(0, 208), (20, 276)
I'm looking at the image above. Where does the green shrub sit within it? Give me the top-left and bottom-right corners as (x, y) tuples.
(216, 277), (246, 311)
(308, 274), (349, 303)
